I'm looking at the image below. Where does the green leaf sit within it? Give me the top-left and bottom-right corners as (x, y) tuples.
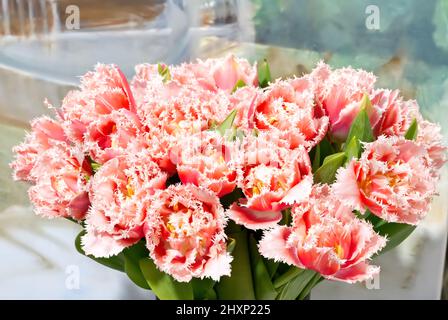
(191, 278), (216, 300)
(216, 109), (238, 137)
(87, 157), (101, 173)
(345, 135), (360, 162)
(280, 208), (291, 226)
(122, 242), (151, 290)
(312, 144), (321, 172)
(257, 59), (271, 88)
(318, 138), (335, 162)
(376, 222), (416, 254)
(276, 269), (317, 300)
(344, 94), (374, 148)
(157, 63), (171, 83)
(231, 79), (246, 93)
(64, 216), (81, 225)
(204, 288), (217, 300)
(322, 152), (345, 165)
(227, 237), (236, 253)
(139, 258), (193, 300)
(74, 230), (125, 272)
(91, 162), (101, 173)
(215, 229), (256, 300)
(359, 209), (385, 228)
(273, 267), (303, 289)
(314, 152), (346, 184)
(297, 273), (322, 300)
(404, 118), (418, 140)
(265, 259), (279, 279)
(249, 235), (278, 300)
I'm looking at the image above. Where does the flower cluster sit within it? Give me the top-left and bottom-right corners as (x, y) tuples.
(11, 55), (446, 284)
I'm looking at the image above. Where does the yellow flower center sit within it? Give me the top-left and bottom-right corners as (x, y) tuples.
(125, 178), (134, 198)
(334, 244), (344, 259)
(386, 171), (402, 188)
(252, 180), (264, 195)
(276, 178), (287, 191)
(167, 222), (175, 233)
(268, 117), (278, 125)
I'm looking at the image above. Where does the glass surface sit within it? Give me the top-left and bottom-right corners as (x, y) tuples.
(0, 0), (246, 84)
(0, 0), (447, 299)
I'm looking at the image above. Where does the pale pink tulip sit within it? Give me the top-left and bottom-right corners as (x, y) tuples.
(334, 136), (437, 225)
(209, 54), (258, 92)
(176, 131), (238, 197)
(312, 62), (379, 141)
(370, 90), (416, 137)
(416, 119), (447, 178)
(84, 109), (142, 164)
(133, 79), (234, 175)
(28, 144), (91, 220)
(11, 116), (68, 182)
(144, 184), (232, 282)
(134, 55), (257, 96)
(259, 185), (386, 283)
(253, 78), (328, 150)
(59, 64), (136, 144)
(137, 82), (231, 133)
(82, 153), (167, 257)
(227, 133), (313, 230)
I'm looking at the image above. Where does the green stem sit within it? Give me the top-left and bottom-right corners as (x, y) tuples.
(214, 229), (256, 300)
(297, 273), (322, 300)
(375, 220), (387, 228)
(64, 217), (81, 225)
(363, 210), (371, 220)
(276, 269), (316, 300)
(273, 267), (304, 289)
(280, 208), (291, 226)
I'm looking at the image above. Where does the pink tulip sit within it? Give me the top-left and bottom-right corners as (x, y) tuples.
(312, 62), (379, 141)
(82, 152), (167, 257)
(144, 184), (232, 282)
(133, 74), (236, 175)
(176, 131), (238, 197)
(259, 185), (386, 283)
(28, 144), (91, 220)
(370, 89), (415, 137)
(84, 109), (142, 164)
(210, 54), (258, 92)
(59, 64), (136, 144)
(227, 133), (313, 230)
(334, 136), (438, 225)
(229, 86), (263, 131)
(134, 54), (257, 97)
(416, 119), (447, 178)
(137, 80), (231, 132)
(11, 116), (68, 182)
(252, 78), (329, 150)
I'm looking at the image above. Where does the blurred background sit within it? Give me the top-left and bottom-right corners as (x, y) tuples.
(0, 0), (447, 299)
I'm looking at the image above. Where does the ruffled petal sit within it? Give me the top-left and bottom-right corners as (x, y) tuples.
(227, 203), (282, 230)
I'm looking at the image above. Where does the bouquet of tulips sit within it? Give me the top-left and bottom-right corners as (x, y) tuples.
(11, 55), (446, 300)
